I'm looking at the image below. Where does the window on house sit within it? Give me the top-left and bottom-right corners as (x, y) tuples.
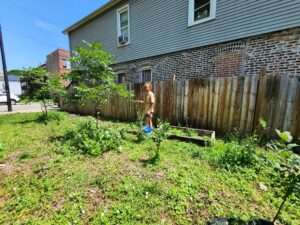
(117, 73), (126, 84)
(62, 59), (71, 69)
(117, 5), (130, 46)
(140, 69), (152, 83)
(188, 0), (217, 26)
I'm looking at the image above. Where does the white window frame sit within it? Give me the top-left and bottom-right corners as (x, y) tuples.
(140, 67), (152, 83)
(188, 0), (217, 27)
(117, 4), (130, 47)
(62, 59), (71, 69)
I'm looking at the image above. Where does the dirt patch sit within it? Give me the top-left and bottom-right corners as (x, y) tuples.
(0, 151), (51, 176)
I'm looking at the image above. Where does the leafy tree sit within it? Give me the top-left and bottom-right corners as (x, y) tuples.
(63, 41), (133, 125)
(11, 67), (65, 123)
(10, 67), (46, 99)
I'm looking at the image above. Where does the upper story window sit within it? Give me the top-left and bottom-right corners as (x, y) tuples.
(62, 59), (71, 69)
(117, 5), (130, 47)
(188, 0), (217, 27)
(140, 69), (152, 83)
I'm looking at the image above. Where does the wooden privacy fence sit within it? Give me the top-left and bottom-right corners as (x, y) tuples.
(62, 74), (300, 138)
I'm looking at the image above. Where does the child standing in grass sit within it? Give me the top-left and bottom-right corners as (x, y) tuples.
(143, 82), (155, 128)
(135, 82), (155, 128)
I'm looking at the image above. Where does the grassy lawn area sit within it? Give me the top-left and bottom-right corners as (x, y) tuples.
(0, 112), (299, 225)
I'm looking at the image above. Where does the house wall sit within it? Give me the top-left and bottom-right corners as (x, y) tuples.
(69, 0), (300, 64)
(112, 28), (300, 82)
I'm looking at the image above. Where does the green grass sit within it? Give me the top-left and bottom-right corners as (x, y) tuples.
(0, 112), (299, 225)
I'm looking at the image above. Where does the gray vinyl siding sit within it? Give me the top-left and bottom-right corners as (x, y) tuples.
(69, 0), (300, 63)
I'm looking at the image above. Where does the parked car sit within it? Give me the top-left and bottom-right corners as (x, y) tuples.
(0, 93), (20, 105)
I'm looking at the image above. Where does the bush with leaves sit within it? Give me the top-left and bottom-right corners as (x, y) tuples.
(63, 41), (133, 125)
(66, 118), (123, 156)
(267, 129), (298, 152)
(218, 136), (263, 171)
(135, 111), (147, 143)
(151, 120), (171, 158)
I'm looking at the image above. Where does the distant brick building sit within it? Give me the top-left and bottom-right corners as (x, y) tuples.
(46, 49), (71, 86)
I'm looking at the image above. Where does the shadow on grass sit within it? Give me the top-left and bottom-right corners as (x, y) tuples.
(10, 112), (64, 125)
(11, 118), (41, 124)
(48, 135), (66, 143)
(139, 152), (160, 167)
(208, 218), (274, 225)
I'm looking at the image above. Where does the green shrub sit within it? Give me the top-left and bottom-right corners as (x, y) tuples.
(218, 139), (262, 171)
(151, 120), (170, 155)
(133, 111), (147, 143)
(66, 118), (123, 156)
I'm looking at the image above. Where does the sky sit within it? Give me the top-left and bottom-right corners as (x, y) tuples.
(0, 0), (109, 71)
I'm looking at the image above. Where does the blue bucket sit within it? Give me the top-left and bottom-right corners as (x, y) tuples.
(143, 126), (152, 134)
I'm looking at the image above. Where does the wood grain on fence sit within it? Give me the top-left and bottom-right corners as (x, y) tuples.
(62, 75), (300, 138)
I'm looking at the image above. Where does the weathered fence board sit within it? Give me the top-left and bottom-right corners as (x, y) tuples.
(62, 75), (300, 138)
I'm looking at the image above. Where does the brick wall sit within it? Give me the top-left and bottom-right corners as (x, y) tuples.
(46, 49), (71, 87)
(112, 27), (300, 82)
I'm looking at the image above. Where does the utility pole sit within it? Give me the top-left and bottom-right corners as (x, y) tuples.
(0, 25), (12, 111)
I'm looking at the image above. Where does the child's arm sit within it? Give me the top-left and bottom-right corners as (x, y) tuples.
(133, 100), (144, 103)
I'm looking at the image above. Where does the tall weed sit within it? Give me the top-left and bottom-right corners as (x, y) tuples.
(66, 117), (123, 156)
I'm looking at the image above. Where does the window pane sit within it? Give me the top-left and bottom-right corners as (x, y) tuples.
(121, 27), (128, 36)
(195, 0), (209, 9)
(142, 70), (151, 82)
(120, 11), (128, 27)
(62, 59), (67, 68)
(194, 0), (210, 21)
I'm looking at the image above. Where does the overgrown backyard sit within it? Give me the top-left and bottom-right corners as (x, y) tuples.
(0, 111), (299, 225)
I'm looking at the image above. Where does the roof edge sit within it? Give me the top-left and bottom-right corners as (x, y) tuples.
(63, 0), (121, 34)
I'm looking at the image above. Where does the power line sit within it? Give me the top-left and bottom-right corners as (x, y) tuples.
(2, 27), (65, 49)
